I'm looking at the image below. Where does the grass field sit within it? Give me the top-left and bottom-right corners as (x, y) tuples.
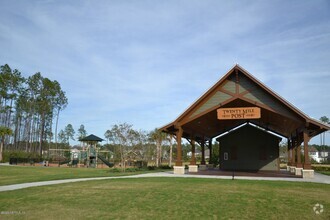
(0, 177), (329, 219)
(312, 164), (330, 176)
(0, 165), (156, 186)
(1, 165), (329, 186)
(319, 171), (330, 176)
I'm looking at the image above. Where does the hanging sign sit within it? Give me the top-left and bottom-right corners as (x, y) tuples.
(217, 107), (261, 120)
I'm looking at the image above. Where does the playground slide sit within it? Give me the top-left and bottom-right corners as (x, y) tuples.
(97, 155), (114, 168)
(59, 160), (71, 165)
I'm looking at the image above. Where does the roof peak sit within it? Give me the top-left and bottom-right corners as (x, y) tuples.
(160, 64), (330, 139)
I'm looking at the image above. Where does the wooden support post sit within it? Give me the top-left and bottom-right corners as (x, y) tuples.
(291, 138), (296, 166)
(201, 138), (206, 165)
(303, 131), (311, 169)
(190, 137), (196, 165)
(296, 135), (302, 168)
(175, 127), (183, 166)
(287, 139), (291, 166)
(87, 145), (90, 168)
(209, 138), (213, 164)
(218, 142), (221, 170)
(95, 145), (98, 168)
(169, 134), (173, 167)
(296, 144), (302, 168)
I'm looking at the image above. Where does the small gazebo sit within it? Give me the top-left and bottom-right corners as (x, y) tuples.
(79, 134), (104, 168)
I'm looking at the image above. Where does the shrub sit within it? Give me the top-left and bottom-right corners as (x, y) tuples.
(159, 165), (172, 169)
(3, 151), (44, 164)
(109, 168), (121, 173)
(108, 167), (141, 173)
(125, 168), (140, 172)
(312, 165), (330, 172)
(147, 166), (156, 170)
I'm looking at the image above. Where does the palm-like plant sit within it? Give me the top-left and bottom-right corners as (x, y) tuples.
(0, 126), (13, 162)
(150, 129), (168, 167)
(319, 116), (329, 146)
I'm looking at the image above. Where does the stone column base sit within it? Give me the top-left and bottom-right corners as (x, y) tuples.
(188, 165), (198, 173)
(302, 169), (314, 179)
(295, 167), (303, 176)
(207, 164), (214, 169)
(290, 166), (296, 174)
(173, 166), (185, 175)
(199, 164), (207, 171)
(286, 166), (291, 172)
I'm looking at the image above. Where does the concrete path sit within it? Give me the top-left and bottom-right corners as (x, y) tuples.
(0, 171), (329, 192)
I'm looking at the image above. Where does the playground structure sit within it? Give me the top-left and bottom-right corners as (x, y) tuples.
(49, 134), (114, 168)
(48, 148), (113, 168)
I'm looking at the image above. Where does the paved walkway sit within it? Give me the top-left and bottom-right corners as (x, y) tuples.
(0, 171), (329, 192)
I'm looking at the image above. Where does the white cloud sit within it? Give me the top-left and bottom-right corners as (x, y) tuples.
(1, 0), (329, 145)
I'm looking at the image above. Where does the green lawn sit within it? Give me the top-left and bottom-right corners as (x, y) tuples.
(0, 165), (154, 186)
(0, 177), (329, 219)
(319, 171), (330, 176)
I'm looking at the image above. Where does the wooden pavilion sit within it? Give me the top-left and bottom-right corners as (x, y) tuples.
(160, 64), (330, 177)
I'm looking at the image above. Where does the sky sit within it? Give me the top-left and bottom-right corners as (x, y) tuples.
(0, 0), (330, 145)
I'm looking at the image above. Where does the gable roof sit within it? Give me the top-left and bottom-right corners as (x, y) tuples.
(160, 64), (330, 141)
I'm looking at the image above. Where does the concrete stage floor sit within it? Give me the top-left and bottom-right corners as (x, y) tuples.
(188, 169), (301, 178)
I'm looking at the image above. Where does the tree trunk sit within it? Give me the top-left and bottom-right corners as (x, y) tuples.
(39, 112), (45, 156)
(55, 109), (60, 149)
(160, 143), (162, 165)
(120, 145), (125, 171)
(0, 141), (3, 162)
(156, 140), (161, 167)
(24, 116), (30, 152)
(7, 98), (13, 128)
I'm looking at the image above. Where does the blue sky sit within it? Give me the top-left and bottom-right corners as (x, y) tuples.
(0, 0), (329, 145)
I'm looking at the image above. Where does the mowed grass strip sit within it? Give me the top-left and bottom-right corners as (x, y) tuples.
(0, 166), (149, 186)
(0, 178), (329, 220)
(320, 171), (330, 176)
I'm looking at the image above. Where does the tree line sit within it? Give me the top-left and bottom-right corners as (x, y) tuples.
(0, 64), (68, 160)
(104, 123), (175, 169)
(1, 63), (329, 165)
(319, 116), (330, 146)
(53, 122), (199, 168)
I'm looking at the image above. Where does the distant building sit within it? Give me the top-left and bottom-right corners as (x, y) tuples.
(187, 149), (210, 160)
(308, 147), (329, 163)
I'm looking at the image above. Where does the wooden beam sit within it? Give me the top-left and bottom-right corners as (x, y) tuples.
(201, 137), (206, 165)
(212, 121), (248, 139)
(238, 96), (303, 124)
(209, 138), (213, 164)
(190, 137), (196, 165)
(303, 130), (311, 169)
(250, 120), (288, 138)
(296, 134), (302, 168)
(235, 68), (239, 94)
(219, 88), (236, 97)
(287, 138), (292, 166)
(291, 137), (296, 166)
(179, 95), (237, 126)
(175, 126), (183, 166)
